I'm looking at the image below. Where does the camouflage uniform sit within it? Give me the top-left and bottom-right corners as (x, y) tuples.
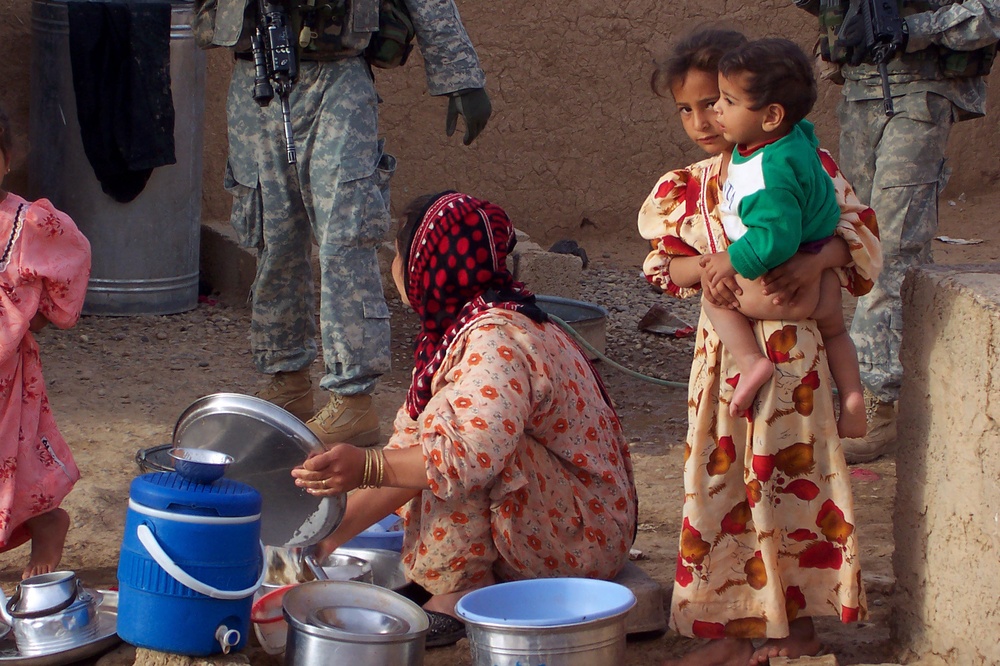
(194, 0), (486, 396)
(805, 0), (1000, 404)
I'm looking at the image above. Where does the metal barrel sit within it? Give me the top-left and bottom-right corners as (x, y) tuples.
(28, 0), (206, 315)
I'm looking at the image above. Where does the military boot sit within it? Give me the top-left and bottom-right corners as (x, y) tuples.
(307, 393), (380, 448)
(256, 369), (314, 422)
(840, 389), (896, 464)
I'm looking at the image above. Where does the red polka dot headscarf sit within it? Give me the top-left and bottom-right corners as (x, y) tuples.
(403, 191), (546, 419)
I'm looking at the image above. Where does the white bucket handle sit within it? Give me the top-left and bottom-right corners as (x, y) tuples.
(137, 523), (266, 600)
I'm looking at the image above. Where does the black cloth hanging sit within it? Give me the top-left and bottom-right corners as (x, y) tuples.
(67, 0), (175, 203)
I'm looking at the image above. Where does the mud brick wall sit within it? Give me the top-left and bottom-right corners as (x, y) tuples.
(2, 0), (998, 244)
(894, 264), (1000, 664)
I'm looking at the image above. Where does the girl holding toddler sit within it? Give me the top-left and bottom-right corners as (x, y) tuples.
(638, 29), (881, 665)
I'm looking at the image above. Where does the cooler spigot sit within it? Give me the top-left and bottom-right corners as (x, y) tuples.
(215, 625), (241, 654)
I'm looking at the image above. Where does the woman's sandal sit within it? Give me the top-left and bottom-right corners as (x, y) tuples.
(425, 610), (466, 648)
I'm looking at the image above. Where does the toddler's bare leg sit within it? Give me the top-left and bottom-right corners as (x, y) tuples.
(702, 295), (773, 418)
(22, 508), (70, 579)
(814, 271), (866, 438)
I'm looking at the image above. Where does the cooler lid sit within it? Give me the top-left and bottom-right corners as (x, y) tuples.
(130, 472), (262, 517)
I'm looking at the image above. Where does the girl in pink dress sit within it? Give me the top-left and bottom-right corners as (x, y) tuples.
(0, 107), (91, 579)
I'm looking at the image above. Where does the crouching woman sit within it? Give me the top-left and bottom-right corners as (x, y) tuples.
(292, 191), (638, 647)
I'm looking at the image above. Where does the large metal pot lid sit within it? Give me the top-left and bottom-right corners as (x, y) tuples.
(172, 393), (346, 548)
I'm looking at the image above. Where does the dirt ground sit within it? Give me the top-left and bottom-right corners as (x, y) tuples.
(1, 186), (998, 665)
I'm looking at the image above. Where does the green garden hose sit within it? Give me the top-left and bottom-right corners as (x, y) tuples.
(548, 314), (688, 390)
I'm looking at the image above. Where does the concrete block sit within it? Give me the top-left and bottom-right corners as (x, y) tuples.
(613, 561), (668, 635)
(512, 249), (583, 300)
(131, 647), (251, 666)
(771, 657), (839, 666)
(199, 221), (255, 307)
(769, 654), (839, 666)
(893, 264), (1000, 664)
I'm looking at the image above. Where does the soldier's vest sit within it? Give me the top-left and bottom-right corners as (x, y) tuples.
(191, 0), (380, 60)
(291, 0), (378, 60)
(817, 0), (997, 77)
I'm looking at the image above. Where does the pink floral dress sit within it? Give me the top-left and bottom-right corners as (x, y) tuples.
(0, 194), (91, 551)
(385, 309), (639, 595)
(637, 151), (881, 639)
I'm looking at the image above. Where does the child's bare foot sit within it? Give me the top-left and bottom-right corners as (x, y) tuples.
(729, 357), (774, 418)
(23, 508), (70, 579)
(837, 390), (867, 439)
(663, 638), (753, 666)
(748, 617), (821, 665)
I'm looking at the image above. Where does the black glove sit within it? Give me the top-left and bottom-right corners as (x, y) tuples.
(836, 7), (869, 66)
(445, 88), (492, 146)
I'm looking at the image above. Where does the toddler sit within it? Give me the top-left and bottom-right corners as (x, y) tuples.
(698, 38), (866, 437)
(0, 106), (91, 578)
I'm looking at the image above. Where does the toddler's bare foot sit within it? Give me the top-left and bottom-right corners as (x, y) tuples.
(663, 638), (753, 666)
(837, 390), (867, 439)
(748, 618), (821, 665)
(729, 357), (774, 418)
(23, 508), (70, 579)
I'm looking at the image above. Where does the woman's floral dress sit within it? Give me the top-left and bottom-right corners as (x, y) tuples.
(385, 309), (639, 595)
(638, 150), (881, 639)
(0, 194), (91, 550)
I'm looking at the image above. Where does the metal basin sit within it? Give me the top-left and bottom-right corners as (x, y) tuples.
(333, 548), (407, 591)
(318, 553), (373, 584)
(134, 443), (175, 473)
(535, 295), (608, 360)
(456, 578), (635, 666)
(283, 581), (427, 666)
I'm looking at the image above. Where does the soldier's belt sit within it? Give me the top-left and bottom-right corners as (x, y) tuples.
(234, 50), (363, 62)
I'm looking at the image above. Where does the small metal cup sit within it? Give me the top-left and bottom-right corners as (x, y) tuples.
(6, 571), (78, 619)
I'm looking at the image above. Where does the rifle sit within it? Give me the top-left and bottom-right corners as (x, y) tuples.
(856, 0), (906, 116)
(250, 0), (298, 164)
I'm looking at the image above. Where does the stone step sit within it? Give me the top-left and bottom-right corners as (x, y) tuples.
(613, 561), (668, 636)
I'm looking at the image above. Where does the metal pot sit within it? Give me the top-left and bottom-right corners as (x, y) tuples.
(9, 584), (103, 657)
(5, 571), (79, 618)
(283, 581), (427, 666)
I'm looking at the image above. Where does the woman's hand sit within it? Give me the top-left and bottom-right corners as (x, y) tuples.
(291, 444), (366, 495)
(763, 238), (851, 306)
(699, 253), (741, 308)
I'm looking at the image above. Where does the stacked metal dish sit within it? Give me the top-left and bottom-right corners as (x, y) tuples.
(3, 573), (107, 658)
(170, 393), (347, 548)
(282, 581), (428, 666)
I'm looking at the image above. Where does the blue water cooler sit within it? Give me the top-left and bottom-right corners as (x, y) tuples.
(117, 473), (264, 655)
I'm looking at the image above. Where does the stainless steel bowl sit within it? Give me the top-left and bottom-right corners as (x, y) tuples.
(6, 571), (78, 618)
(318, 553), (374, 584)
(308, 606), (409, 635)
(169, 447), (234, 483)
(333, 548), (407, 591)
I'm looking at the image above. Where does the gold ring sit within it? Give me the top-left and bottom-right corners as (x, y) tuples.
(321, 479), (327, 489)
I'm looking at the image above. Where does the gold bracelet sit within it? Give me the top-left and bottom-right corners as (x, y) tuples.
(375, 448), (385, 488)
(361, 447), (373, 488)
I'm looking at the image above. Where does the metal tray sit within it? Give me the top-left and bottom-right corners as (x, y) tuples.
(0, 591), (119, 666)
(172, 393), (347, 548)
